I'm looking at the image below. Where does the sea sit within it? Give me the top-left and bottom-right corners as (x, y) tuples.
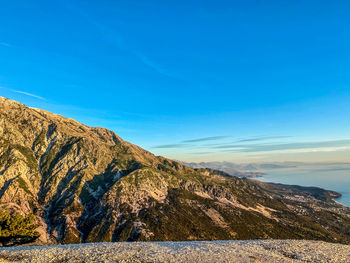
(255, 162), (350, 206)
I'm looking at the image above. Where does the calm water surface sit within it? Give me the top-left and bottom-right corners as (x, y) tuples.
(256, 163), (350, 206)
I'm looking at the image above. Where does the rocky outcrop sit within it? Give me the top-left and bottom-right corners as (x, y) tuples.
(0, 96), (350, 245)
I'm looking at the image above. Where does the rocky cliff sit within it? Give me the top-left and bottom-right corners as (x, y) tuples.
(0, 96), (349, 245)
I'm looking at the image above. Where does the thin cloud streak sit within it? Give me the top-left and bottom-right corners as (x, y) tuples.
(214, 144), (261, 149)
(152, 144), (191, 149)
(236, 135), (292, 143)
(0, 42), (11, 47)
(202, 135), (292, 147)
(246, 146), (350, 155)
(217, 139), (350, 153)
(182, 136), (230, 143)
(152, 135), (230, 149)
(152, 135), (291, 150)
(0, 87), (47, 101)
(63, 2), (176, 80)
(136, 53), (177, 79)
(188, 151), (216, 155)
(9, 89), (47, 101)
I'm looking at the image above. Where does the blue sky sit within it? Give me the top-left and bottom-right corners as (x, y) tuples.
(1, 0), (350, 162)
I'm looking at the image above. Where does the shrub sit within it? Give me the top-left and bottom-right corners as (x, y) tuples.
(0, 210), (40, 246)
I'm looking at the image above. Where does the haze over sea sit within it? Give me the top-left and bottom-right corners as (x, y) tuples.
(256, 163), (350, 206)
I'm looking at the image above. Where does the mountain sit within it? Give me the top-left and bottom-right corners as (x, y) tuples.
(0, 96), (350, 245)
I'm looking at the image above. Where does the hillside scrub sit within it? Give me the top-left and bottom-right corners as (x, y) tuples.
(0, 210), (40, 246)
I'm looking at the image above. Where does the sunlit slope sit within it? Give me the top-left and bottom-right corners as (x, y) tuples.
(0, 96), (349, 245)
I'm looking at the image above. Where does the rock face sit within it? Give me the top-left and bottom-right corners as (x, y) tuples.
(0, 96), (350, 245)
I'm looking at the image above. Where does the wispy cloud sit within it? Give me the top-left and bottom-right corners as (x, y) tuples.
(136, 53), (176, 79)
(63, 2), (175, 79)
(217, 139), (350, 153)
(0, 42), (11, 47)
(152, 144), (191, 149)
(151, 134), (350, 158)
(10, 89), (46, 101)
(152, 136), (230, 149)
(152, 135), (291, 150)
(188, 151), (216, 155)
(236, 135), (292, 143)
(0, 87), (47, 101)
(202, 135), (292, 147)
(214, 144), (261, 149)
(182, 136), (230, 143)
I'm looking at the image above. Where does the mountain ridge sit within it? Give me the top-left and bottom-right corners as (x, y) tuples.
(182, 161), (296, 172)
(0, 96), (350, 245)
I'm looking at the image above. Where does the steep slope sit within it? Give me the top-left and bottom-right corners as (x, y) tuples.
(0, 96), (350, 245)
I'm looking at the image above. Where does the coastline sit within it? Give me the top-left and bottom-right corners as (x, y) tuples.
(254, 169), (350, 207)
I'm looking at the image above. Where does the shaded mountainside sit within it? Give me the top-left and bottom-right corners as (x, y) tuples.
(0, 96), (350, 245)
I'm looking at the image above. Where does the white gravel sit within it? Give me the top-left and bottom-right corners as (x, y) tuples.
(0, 240), (349, 262)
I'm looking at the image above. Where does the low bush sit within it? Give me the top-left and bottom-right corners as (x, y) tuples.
(0, 210), (40, 246)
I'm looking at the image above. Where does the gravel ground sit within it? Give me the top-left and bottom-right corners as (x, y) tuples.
(0, 240), (349, 263)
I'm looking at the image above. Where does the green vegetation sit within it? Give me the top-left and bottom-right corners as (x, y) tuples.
(16, 177), (32, 196)
(0, 147), (11, 167)
(13, 145), (38, 171)
(33, 130), (46, 149)
(0, 210), (40, 246)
